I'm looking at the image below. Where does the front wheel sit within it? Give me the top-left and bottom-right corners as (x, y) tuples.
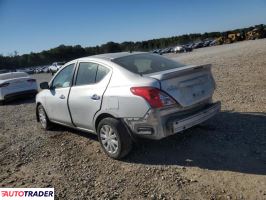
(97, 118), (132, 159)
(37, 104), (52, 130)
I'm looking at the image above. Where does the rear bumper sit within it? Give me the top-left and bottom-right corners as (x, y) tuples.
(169, 101), (220, 134)
(124, 101), (221, 140)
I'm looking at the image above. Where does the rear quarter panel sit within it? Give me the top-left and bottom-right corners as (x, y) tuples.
(98, 64), (160, 119)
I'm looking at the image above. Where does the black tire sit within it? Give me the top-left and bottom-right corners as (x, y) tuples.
(37, 104), (52, 130)
(97, 117), (132, 159)
(0, 100), (4, 105)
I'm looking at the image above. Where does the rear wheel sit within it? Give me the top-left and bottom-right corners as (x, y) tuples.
(97, 117), (132, 159)
(37, 104), (52, 130)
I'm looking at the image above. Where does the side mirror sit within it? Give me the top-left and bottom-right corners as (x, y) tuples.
(40, 82), (49, 89)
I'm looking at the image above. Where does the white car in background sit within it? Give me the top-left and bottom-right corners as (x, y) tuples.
(0, 72), (38, 104)
(48, 62), (65, 74)
(173, 45), (185, 53)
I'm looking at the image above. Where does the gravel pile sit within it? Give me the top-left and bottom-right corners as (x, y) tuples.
(1, 39), (266, 199)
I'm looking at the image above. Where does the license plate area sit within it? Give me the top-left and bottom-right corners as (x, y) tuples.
(190, 84), (206, 99)
(179, 75), (208, 100)
(180, 84), (206, 102)
(172, 102), (221, 133)
(172, 119), (190, 133)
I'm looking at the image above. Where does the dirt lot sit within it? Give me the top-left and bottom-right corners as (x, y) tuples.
(1, 39), (266, 200)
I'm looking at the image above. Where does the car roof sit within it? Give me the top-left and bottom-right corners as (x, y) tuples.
(83, 51), (147, 61)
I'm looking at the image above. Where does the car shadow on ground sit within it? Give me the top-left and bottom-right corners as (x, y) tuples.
(125, 111), (266, 175)
(48, 124), (98, 141)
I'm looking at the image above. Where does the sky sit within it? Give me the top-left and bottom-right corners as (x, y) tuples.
(0, 0), (266, 55)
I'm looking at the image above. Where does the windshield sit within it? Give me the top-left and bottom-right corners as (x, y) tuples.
(113, 53), (185, 75)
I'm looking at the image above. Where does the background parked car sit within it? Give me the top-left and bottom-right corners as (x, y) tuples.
(203, 40), (213, 47)
(0, 72), (38, 104)
(24, 68), (34, 74)
(160, 47), (173, 54)
(152, 49), (163, 55)
(48, 62), (66, 74)
(42, 66), (50, 73)
(209, 39), (217, 46)
(173, 45), (185, 53)
(183, 44), (193, 52)
(192, 41), (204, 49)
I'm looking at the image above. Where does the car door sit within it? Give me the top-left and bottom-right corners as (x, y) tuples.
(68, 62), (111, 130)
(46, 63), (75, 125)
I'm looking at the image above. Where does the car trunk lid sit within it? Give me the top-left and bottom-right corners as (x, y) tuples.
(144, 64), (215, 107)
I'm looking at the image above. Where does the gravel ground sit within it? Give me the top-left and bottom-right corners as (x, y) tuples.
(1, 39), (266, 200)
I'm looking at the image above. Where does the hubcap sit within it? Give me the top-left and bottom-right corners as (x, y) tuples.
(38, 107), (47, 128)
(100, 125), (119, 154)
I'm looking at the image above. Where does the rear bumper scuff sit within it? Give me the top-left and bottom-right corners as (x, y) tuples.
(124, 101), (221, 140)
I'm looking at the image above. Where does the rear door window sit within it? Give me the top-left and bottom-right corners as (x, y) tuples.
(96, 65), (110, 82)
(75, 63), (110, 86)
(75, 62), (98, 86)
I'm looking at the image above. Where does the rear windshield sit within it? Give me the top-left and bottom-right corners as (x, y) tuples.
(113, 53), (185, 75)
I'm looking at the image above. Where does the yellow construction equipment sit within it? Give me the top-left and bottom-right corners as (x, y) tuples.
(215, 32), (246, 45)
(226, 33), (245, 43)
(212, 27), (266, 46)
(215, 36), (225, 45)
(245, 28), (265, 40)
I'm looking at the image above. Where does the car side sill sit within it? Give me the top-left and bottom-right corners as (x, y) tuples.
(50, 120), (96, 134)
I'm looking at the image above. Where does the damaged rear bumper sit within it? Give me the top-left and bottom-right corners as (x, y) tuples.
(124, 101), (221, 140)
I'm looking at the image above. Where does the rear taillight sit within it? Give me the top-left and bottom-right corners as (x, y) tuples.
(27, 79), (36, 83)
(0, 83), (10, 88)
(130, 87), (176, 108)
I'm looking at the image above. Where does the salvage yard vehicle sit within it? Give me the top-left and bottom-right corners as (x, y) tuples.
(173, 45), (185, 53)
(48, 62), (66, 74)
(36, 52), (221, 159)
(0, 72), (38, 104)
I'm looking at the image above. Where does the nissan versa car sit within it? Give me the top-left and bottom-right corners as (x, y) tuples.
(36, 52), (221, 159)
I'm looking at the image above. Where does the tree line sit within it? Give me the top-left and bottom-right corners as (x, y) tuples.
(0, 24), (264, 69)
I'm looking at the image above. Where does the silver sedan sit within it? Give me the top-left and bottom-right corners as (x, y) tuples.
(36, 52), (220, 159)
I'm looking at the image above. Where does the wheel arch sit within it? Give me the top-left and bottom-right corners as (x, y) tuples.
(36, 102), (49, 122)
(36, 102), (42, 122)
(94, 113), (117, 131)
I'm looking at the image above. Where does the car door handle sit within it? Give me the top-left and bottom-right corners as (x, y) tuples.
(91, 94), (100, 100)
(59, 94), (65, 99)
